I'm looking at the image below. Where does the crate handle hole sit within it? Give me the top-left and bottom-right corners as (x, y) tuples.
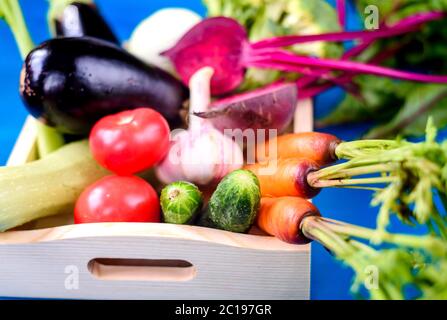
(88, 258), (196, 282)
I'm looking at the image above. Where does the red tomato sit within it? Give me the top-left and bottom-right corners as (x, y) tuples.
(74, 175), (160, 224)
(90, 108), (170, 175)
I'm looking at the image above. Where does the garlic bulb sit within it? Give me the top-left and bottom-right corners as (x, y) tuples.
(156, 67), (244, 185)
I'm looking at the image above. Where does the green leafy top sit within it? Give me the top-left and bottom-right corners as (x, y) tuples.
(320, 0), (447, 138)
(310, 120), (447, 240)
(302, 215), (447, 300)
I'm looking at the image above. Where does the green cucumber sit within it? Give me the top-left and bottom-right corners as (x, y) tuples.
(160, 181), (203, 224)
(0, 140), (109, 231)
(208, 169), (261, 233)
(195, 207), (218, 229)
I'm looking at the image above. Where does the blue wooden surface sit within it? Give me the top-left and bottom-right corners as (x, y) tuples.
(0, 0), (444, 300)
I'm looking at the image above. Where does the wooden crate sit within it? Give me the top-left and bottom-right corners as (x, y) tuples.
(0, 101), (313, 300)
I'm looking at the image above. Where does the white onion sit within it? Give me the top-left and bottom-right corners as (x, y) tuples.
(127, 8), (202, 73)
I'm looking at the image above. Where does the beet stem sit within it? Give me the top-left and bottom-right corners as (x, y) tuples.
(297, 40), (405, 99)
(257, 61), (352, 87)
(298, 75), (354, 99)
(250, 11), (443, 50)
(248, 60), (330, 77)
(249, 60), (361, 98)
(336, 0), (346, 30)
(254, 49), (447, 84)
(296, 13), (429, 91)
(250, 11), (446, 97)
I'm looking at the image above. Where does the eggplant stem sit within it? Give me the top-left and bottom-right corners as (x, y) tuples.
(47, 0), (92, 36)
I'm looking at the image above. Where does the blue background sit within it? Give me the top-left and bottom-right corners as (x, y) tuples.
(0, 0), (444, 300)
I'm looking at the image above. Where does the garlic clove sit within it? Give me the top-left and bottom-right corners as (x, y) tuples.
(155, 131), (189, 184)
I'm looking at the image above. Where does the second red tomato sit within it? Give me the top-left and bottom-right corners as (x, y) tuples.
(74, 175), (160, 224)
(90, 108), (170, 175)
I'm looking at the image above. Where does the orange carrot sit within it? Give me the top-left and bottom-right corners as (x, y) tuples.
(257, 197), (320, 244)
(244, 158), (320, 198)
(256, 132), (341, 166)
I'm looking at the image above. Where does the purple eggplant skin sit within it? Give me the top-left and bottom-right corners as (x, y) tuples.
(54, 2), (119, 45)
(20, 37), (188, 135)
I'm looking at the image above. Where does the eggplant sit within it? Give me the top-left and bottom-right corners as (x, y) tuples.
(51, 1), (119, 44)
(20, 37), (188, 134)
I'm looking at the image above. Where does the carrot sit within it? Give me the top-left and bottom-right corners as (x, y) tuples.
(257, 197), (320, 244)
(256, 132), (341, 166)
(244, 158), (321, 198)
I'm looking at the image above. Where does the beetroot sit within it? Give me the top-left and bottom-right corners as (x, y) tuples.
(163, 13), (447, 96)
(194, 82), (297, 133)
(163, 18), (247, 95)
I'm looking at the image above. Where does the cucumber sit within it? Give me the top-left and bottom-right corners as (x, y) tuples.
(208, 169), (261, 233)
(0, 140), (109, 231)
(195, 209), (217, 228)
(160, 181), (203, 224)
